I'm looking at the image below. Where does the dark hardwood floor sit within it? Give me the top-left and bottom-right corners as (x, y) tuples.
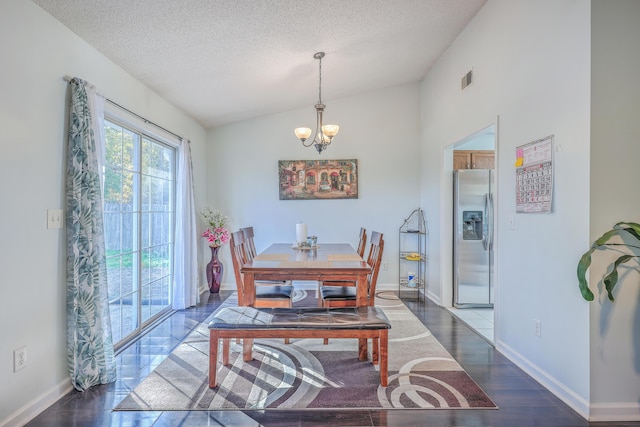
(25, 290), (638, 427)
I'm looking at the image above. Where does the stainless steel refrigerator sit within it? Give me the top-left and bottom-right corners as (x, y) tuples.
(453, 169), (494, 308)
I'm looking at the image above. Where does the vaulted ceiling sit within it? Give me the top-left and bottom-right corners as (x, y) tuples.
(33, 0), (486, 128)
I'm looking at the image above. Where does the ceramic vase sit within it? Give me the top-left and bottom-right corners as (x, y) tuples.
(206, 245), (223, 293)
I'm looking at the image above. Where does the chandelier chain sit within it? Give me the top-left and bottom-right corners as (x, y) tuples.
(318, 54), (322, 104)
(294, 51), (338, 154)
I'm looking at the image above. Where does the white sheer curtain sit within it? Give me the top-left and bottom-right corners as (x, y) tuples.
(87, 86), (105, 186)
(173, 138), (199, 309)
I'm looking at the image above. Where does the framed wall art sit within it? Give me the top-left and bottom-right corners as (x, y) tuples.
(278, 159), (358, 200)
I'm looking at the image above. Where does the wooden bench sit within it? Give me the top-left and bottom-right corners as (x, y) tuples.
(208, 306), (391, 387)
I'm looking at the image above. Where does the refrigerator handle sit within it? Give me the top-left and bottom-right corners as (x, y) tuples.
(488, 193), (494, 250)
(482, 193), (489, 250)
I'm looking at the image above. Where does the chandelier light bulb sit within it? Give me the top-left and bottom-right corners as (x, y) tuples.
(321, 124), (339, 139)
(295, 127), (312, 142)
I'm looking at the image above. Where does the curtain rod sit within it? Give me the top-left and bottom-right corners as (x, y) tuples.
(106, 99), (184, 141)
(63, 75), (185, 141)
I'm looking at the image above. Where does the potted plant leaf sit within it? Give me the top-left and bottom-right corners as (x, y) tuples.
(577, 222), (640, 302)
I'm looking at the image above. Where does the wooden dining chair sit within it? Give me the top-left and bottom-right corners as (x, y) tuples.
(230, 230), (293, 308)
(316, 227), (367, 300)
(319, 231), (384, 345)
(230, 231), (293, 346)
(241, 226), (291, 286)
(319, 231), (384, 308)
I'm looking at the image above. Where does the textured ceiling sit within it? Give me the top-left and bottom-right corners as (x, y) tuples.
(32, 0), (486, 128)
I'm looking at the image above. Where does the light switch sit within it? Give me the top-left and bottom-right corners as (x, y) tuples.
(47, 209), (63, 229)
(508, 215), (516, 230)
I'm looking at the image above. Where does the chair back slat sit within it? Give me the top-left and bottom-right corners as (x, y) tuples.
(365, 231), (384, 305)
(229, 230), (248, 305)
(356, 227), (367, 258)
(241, 226), (257, 261)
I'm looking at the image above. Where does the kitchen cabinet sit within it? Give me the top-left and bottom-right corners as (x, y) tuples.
(453, 150), (494, 170)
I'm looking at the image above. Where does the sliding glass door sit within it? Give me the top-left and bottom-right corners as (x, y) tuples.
(103, 119), (175, 346)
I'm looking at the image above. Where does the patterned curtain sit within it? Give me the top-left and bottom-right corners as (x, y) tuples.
(66, 78), (116, 391)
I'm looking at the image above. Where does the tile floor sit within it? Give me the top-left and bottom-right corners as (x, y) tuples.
(24, 291), (639, 427)
(447, 307), (494, 343)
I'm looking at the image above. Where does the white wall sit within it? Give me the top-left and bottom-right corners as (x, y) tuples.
(589, 0), (640, 421)
(6, 0), (639, 423)
(207, 83), (422, 288)
(0, 1), (207, 425)
(420, 0), (592, 418)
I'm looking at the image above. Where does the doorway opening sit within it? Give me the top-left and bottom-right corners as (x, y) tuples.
(444, 123), (496, 344)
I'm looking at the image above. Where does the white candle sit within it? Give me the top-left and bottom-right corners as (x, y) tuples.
(296, 223), (308, 245)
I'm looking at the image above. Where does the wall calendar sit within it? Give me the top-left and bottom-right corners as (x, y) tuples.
(515, 135), (554, 213)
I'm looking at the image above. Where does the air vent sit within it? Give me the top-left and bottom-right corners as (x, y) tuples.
(461, 69), (473, 90)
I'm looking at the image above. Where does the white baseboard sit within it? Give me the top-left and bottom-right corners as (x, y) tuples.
(495, 339), (590, 420)
(376, 283), (397, 292)
(2, 378), (73, 427)
(588, 403), (640, 422)
(425, 288), (440, 305)
(502, 346), (640, 422)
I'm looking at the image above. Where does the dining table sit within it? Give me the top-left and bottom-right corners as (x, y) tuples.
(240, 242), (373, 360)
(240, 242), (372, 307)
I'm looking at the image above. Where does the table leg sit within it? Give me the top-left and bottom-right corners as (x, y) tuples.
(222, 338), (230, 365)
(243, 273), (256, 307)
(243, 336), (253, 362)
(356, 272), (369, 359)
(356, 272), (368, 307)
(358, 338), (368, 361)
(241, 273), (256, 358)
(372, 337), (379, 365)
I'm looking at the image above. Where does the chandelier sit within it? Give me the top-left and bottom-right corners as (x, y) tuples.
(294, 52), (339, 154)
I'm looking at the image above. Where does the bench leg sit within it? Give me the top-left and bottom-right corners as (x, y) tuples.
(211, 329), (388, 387)
(209, 331), (219, 389)
(379, 329), (388, 387)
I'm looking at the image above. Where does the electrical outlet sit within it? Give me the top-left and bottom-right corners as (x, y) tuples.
(534, 319), (542, 337)
(47, 209), (63, 229)
(14, 346), (27, 372)
(382, 262), (389, 271)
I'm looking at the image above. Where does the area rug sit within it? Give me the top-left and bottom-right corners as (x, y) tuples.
(115, 290), (496, 411)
